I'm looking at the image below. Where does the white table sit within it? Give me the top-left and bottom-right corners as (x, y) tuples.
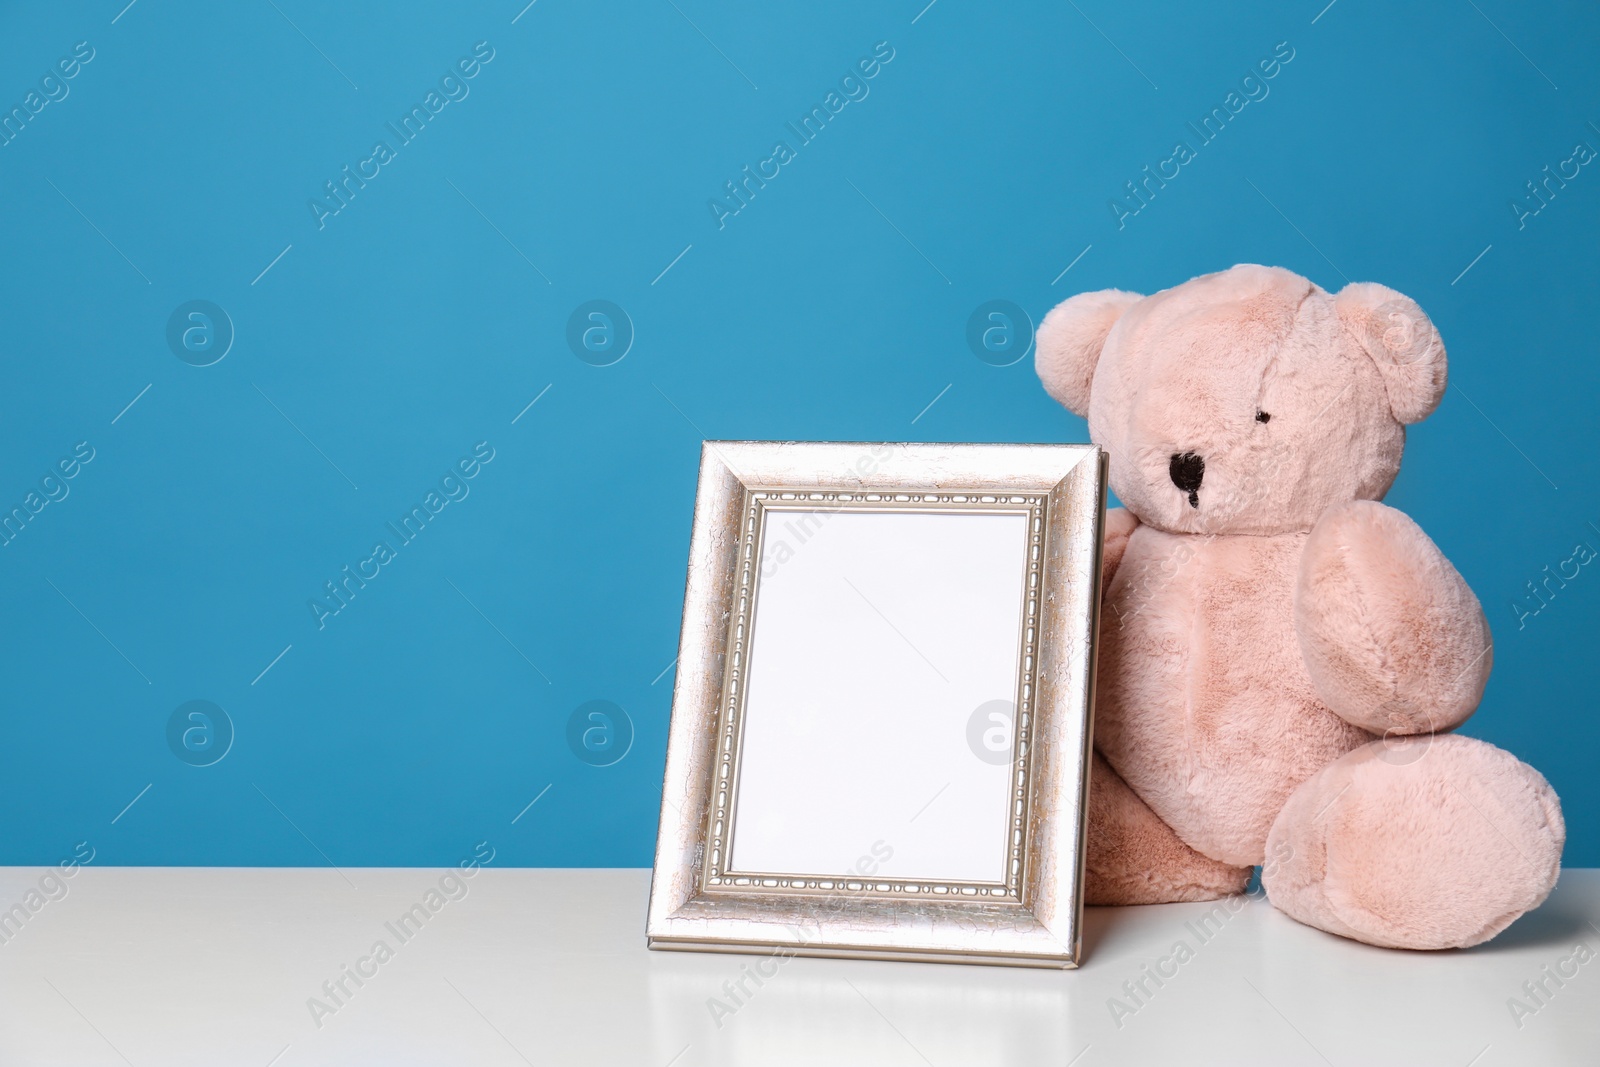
(0, 866), (1595, 1066)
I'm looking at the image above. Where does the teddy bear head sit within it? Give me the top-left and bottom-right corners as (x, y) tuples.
(1035, 264), (1447, 536)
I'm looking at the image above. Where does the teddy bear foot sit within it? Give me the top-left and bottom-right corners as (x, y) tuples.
(1261, 734), (1564, 949)
(1086, 750), (1252, 904)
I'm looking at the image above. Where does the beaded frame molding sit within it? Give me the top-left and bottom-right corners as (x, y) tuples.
(647, 442), (1109, 968)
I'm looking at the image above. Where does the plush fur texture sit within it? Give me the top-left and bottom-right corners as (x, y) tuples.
(1263, 736), (1564, 949)
(1085, 750), (1252, 904)
(1097, 526), (1374, 867)
(1051, 265), (1564, 950)
(1297, 500), (1492, 736)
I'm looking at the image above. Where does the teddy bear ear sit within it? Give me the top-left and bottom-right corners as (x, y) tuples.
(1334, 282), (1448, 425)
(1035, 289), (1143, 417)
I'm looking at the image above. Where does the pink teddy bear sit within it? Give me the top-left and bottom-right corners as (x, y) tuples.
(1037, 264), (1564, 949)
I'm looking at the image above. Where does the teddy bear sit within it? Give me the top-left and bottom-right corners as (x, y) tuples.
(1034, 263), (1564, 950)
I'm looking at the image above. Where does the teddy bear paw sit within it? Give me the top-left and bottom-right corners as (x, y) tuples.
(1261, 734), (1563, 950)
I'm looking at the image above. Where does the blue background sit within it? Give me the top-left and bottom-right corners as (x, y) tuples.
(1, 0), (1596, 868)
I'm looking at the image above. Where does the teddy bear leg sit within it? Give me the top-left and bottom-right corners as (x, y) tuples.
(1263, 734), (1564, 949)
(1086, 749), (1252, 904)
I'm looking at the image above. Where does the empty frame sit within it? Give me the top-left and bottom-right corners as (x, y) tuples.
(648, 442), (1108, 967)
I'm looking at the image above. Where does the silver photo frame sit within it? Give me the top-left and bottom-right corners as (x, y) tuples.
(647, 442), (1108, 968)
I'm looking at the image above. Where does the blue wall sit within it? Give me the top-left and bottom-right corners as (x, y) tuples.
(2, 0), (1596, 868)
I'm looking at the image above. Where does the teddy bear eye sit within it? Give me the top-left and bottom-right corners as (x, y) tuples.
(1255, 411), (1271, 423)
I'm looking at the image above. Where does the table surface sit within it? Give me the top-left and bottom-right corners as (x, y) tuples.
(0, 866), (1595, 1066)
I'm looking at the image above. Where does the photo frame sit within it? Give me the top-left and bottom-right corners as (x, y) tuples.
(647, 442), (1109, 967)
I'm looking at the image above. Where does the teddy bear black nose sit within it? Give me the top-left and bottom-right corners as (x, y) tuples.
(1169, 452), (1205, 508)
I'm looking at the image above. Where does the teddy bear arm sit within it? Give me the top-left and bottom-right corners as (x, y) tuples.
(1100, 506), (1139, 592)
(1295, 500), (1491, 736)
